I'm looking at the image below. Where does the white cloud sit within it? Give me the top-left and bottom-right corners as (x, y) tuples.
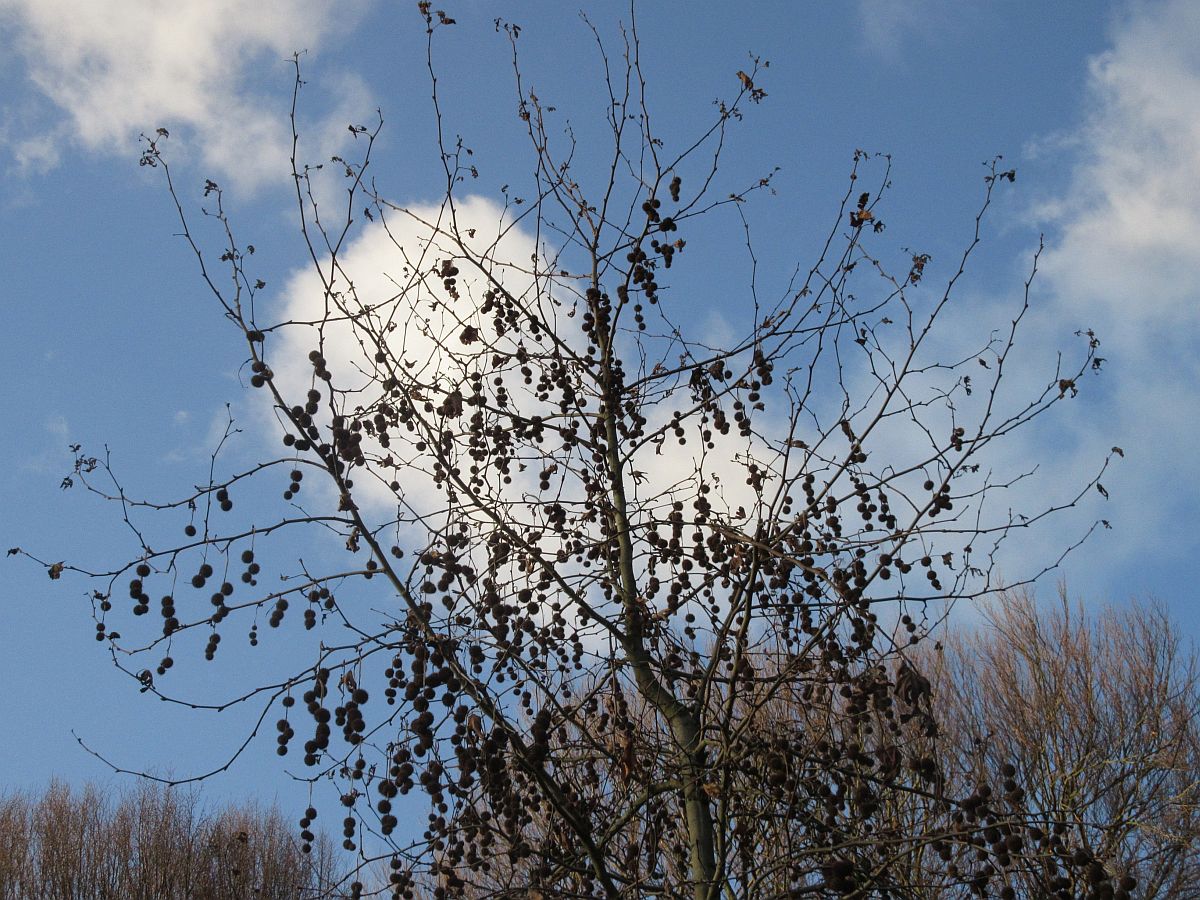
(267, 194), (549, 518)
(9, 132), (60, 173)
(855, 0), (969, 60)
(0, 0), (370, 190)
(261, 193), (787, 630)
(1031, 0), (1200, 591)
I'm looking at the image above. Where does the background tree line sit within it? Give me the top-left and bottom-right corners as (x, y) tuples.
(0, 781), (342, 899)
(4, 590), (1194, 898)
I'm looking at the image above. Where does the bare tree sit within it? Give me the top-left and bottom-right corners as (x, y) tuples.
(926, 589), (1200, 898)
(0, 780), (342, 899)
(450, 590), (1196, 900)
(16, 5), (1123, 898)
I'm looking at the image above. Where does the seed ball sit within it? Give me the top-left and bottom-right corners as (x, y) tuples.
(185, 524), (197, 537)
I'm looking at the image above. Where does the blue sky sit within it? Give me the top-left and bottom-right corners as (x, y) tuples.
(2, 0), (1198, 824)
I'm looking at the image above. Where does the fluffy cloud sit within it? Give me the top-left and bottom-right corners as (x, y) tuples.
(0, 0), (368, 189)
(1040, 1), (1200, 323)
(260, 189), (790, 596)
(1033, 0), (1200, 590)
(266, 195), (546, 517)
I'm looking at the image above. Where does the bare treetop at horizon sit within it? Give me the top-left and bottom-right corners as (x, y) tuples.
(27, 4), (1124, 898)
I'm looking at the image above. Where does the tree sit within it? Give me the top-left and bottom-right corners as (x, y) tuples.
(445, 589), (1200, 899)
(20, 5), (1121, 898)
(0, 780), (342, 898)
(928, 589), (1200, 898)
